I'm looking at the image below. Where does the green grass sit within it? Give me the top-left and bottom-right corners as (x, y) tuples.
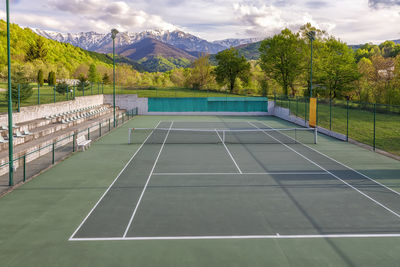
(276, 98), (400, 156)
(0, 115), (400, 267)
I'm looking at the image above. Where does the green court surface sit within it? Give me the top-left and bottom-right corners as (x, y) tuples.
(1, 116), (400, 267)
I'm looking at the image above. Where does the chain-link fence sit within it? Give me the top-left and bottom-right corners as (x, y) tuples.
(273, 95), (400, 157)
(0, 108), (138, 193)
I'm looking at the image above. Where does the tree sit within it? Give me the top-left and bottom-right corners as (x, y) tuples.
(213, 48), (251, 92)
(48, 71), (56, 86)
(5, 66), (33, 104)
(259, 29), (306, 96)
(313, 38), (361, 99)
(88, 64), (98, 83)
(55, 82), (69, 95)
(37, 69), (44, 86)
(26, 37), (48, 61)
(102, 73), (110, 84)
(189, 54), (213, 90)
(77, 74), (90, 91)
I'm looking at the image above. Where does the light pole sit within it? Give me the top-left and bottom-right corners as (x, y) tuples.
(111, 29), (119, 127)
(6, 0), (14, 186)
(307, 31), (316, 98)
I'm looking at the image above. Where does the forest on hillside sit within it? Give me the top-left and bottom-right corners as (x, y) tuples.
(1, 21), (400, 105)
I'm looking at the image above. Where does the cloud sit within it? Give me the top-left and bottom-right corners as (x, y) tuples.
(305, 1), (330, 8)
(49, 0), (177, 32)
(369, 0), (400, 8)
(233, 3), (322, 37)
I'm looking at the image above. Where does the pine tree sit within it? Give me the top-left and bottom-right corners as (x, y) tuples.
(88, 64), (98, 83)
(48, 71), (56, 86)
(37, 69), (44, 86)
(102, 73), (110, 84)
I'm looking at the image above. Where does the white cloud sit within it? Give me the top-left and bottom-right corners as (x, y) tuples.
(1, 0), (400, 44)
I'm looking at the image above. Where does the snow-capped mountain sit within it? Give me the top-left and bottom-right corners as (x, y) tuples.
(213, 38), (262, 48)
(30, 28), (260, 55)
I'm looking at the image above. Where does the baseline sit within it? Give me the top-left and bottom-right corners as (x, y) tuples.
(70, 233), (400, 241)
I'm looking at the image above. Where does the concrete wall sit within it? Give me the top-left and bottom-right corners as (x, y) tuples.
(0, 95), (104, 125)
(103, 94), (148, 115)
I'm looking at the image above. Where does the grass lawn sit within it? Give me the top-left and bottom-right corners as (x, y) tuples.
(276, 98), (400, 156)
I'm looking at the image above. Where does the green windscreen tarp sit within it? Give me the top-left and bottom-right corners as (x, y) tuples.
(148, 97), (268, 112)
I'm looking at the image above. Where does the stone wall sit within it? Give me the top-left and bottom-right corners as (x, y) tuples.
(0, 95), (104, 125)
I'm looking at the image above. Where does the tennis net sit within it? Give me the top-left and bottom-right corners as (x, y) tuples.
(128, 127), (317, 145)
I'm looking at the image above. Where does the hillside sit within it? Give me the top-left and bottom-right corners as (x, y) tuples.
(117, 38), (195, 72)
(0, 20), (117, 75)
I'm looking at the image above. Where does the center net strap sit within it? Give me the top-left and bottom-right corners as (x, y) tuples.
(129, 127), (317, 145)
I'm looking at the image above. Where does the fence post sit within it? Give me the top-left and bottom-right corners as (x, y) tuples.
(98, 82), (100, 94)
(66, 85), (69, 101)
(52, 143), (55, 164)
(102, 83), (104, 94)
(109, 119), (111, 131)
(73, 133), (76, 152)
(83, 84), (85, 96)
(304, 98), (307, 126)
(23, 155), (26, 182)
(329, 98), (332, 131)
(17, 84), (20, 112)
(38, 83), (40, 105)
(316, 97), (319, 127)
(91, 83), (93, 95)
(346, 99), (349, 142)
(73, 84), (76, 99)
(373, 103), (376, 151)
(88, 128), (90, 140)
(53, 85), (56, 103)
(99, 122), (102, 137)
(296, 96), (298, 117)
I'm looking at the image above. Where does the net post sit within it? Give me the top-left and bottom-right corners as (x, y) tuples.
(128, 128), (132, 144)
(314, 127), (318, 144)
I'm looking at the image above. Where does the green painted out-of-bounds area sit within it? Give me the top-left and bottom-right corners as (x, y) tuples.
(0, 115), (400, 267)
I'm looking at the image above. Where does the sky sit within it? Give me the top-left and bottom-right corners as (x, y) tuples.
(1, 0), (400, 44)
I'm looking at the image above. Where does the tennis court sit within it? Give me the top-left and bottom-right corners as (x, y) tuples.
(70, 120), (400, 241)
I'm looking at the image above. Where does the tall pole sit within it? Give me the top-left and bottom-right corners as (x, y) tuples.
(111, 29), (119, 128)
(307, 31), (316, 98)
(6, 0), (14, 186)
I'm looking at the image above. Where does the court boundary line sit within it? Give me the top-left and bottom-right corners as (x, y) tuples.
(258, 121), (400, 197)
(69, 233), (400, 241)
(215, 129), (243, 174)
(68, 121), (163, 241)
(122, 122), (174, 238)
(248, 121), (400, 219)
(152, 172), (329, 176)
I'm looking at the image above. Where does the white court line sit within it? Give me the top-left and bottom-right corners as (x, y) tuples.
(248, 121), (400, 220)
(70, 233), (400, 241)
(215, 129), (242, 174)
(122, 122), (174, 238)
(152, 172), (329, 176)
(259, 121), (400, 197)
(68, 121), (162, 241)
